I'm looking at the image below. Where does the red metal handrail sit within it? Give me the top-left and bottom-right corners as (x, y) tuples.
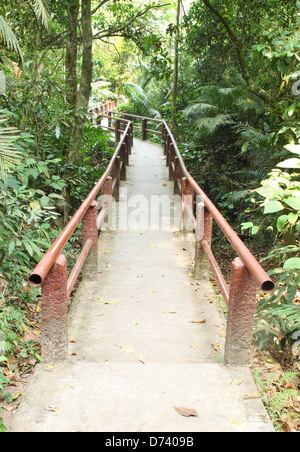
(29, 119), (132, 287)
(162, 121), (274, 294)
(30, 109), (275, 366)
(110, 112), (274, 296)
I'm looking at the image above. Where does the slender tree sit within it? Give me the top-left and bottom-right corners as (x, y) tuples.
(171, 0), (181, 132)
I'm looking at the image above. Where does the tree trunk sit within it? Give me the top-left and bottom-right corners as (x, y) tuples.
(63, 0), (93, 224)
(66, 0), (80, 107)
(171, 0), (181, 132)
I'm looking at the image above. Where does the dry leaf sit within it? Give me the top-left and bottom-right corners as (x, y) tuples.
(228, 418), (241, 426)
(44, 405), (60, 412)
(240, 393), (261, 400)
(188, 273), (193, 277)
(12, 392), (22, 401)
(212, 342), (221, 352)
(162, 183), (168, 186)
(150, 243), (157, 248)
(115, 344), (134, 354)
(104, 250), (111, 254)
(191, 319), (206, 324)
(190, 345), (199, 349)
(162, 310), (177, 314)
(230, 379), (244, 386)
(174, 407), (198, 417)
(138, 354), (145, 364)
(99, 298), (121, 305)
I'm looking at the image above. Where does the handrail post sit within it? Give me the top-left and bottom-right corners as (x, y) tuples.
(130, 123), (134, 146)
(82, 200), (98, 279)
(195, 203), (212, 280)
(126, 129), (131, 156)
(100, 176), (113, 230)
(142, 119), (147, 141)
(115, 119), (121, 142)
(173, 156), (181, 195)
(169, 142), (175, 181)
(166, 135), (170, 166)
(108, 111), (112, 128)
(224, 257), (257, 366)
(112, 156), (121, 201)
(182, 178), (194, 233)
(120, 143), (127, 180)
(41, 254), (68, 364)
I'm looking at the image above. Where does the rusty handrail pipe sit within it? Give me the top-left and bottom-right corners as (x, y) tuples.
(110, 112), (274, 294)
(29, 121), (132, 287)
(162, 121), (274, 294)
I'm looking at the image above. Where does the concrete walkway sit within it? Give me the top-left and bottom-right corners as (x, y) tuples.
(11, 139), (274, 432)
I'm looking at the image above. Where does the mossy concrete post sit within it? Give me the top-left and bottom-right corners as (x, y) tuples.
(82, 200), (98, 280)
(224, 257), (257, 366)
(41, 254), (68, 364)
(194, 203), (212, 280)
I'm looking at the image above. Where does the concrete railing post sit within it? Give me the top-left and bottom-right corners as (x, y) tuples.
(169, 142), (175, 181)
(120, 143), (127, 180)
(173, 157), (181, 195)
(195, 204), (212, 280)
(182, 178), (194, 233)
(112, 156), (121, 201)
(100, 176), (113, 230)
(224, 257), (257, 366)
(142, 119), (147, 141)
(82, 201), (98, 279)
(115, 119), (121, 142)
(41, 254), (68, 364)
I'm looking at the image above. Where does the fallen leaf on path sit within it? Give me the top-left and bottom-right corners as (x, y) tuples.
(212, 342), (221, 352)
(150, 243), (156, 248)
(99, 298), (121, 305)
(44, 405), (60, 412)
(191, 319), (206, 324)
(174, 407), (198, 417)
(138, 354), (145, 364)
(230, 379), (244, 385)
(162, 310), (177, 314)
(240, 393), (261, 400)
(188, 273), (193, 277)
(1, 404), (16, 412)
(162, 183), (168, 187)
(190, 345), (199, 349)
(115, 344), (134, 354)
(45, 365), (54, 370)
(227, 418), (241, 426)
(12, 392), (22, 401)
(104, 250), (111, 254)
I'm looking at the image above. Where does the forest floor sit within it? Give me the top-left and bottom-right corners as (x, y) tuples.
(213, 242), (300, 433)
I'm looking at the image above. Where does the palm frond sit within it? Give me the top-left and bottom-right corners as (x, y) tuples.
(0, 113), (22, 183)
(30, 0), (50, 28)
(124, 82), (162, 118)
(196, 113), (235, 133)
(0, 16), (22, 58)
(184, 101), (217, 118)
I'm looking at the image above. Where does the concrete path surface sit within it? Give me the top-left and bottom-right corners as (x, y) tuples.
(11, 139), (274, 432)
